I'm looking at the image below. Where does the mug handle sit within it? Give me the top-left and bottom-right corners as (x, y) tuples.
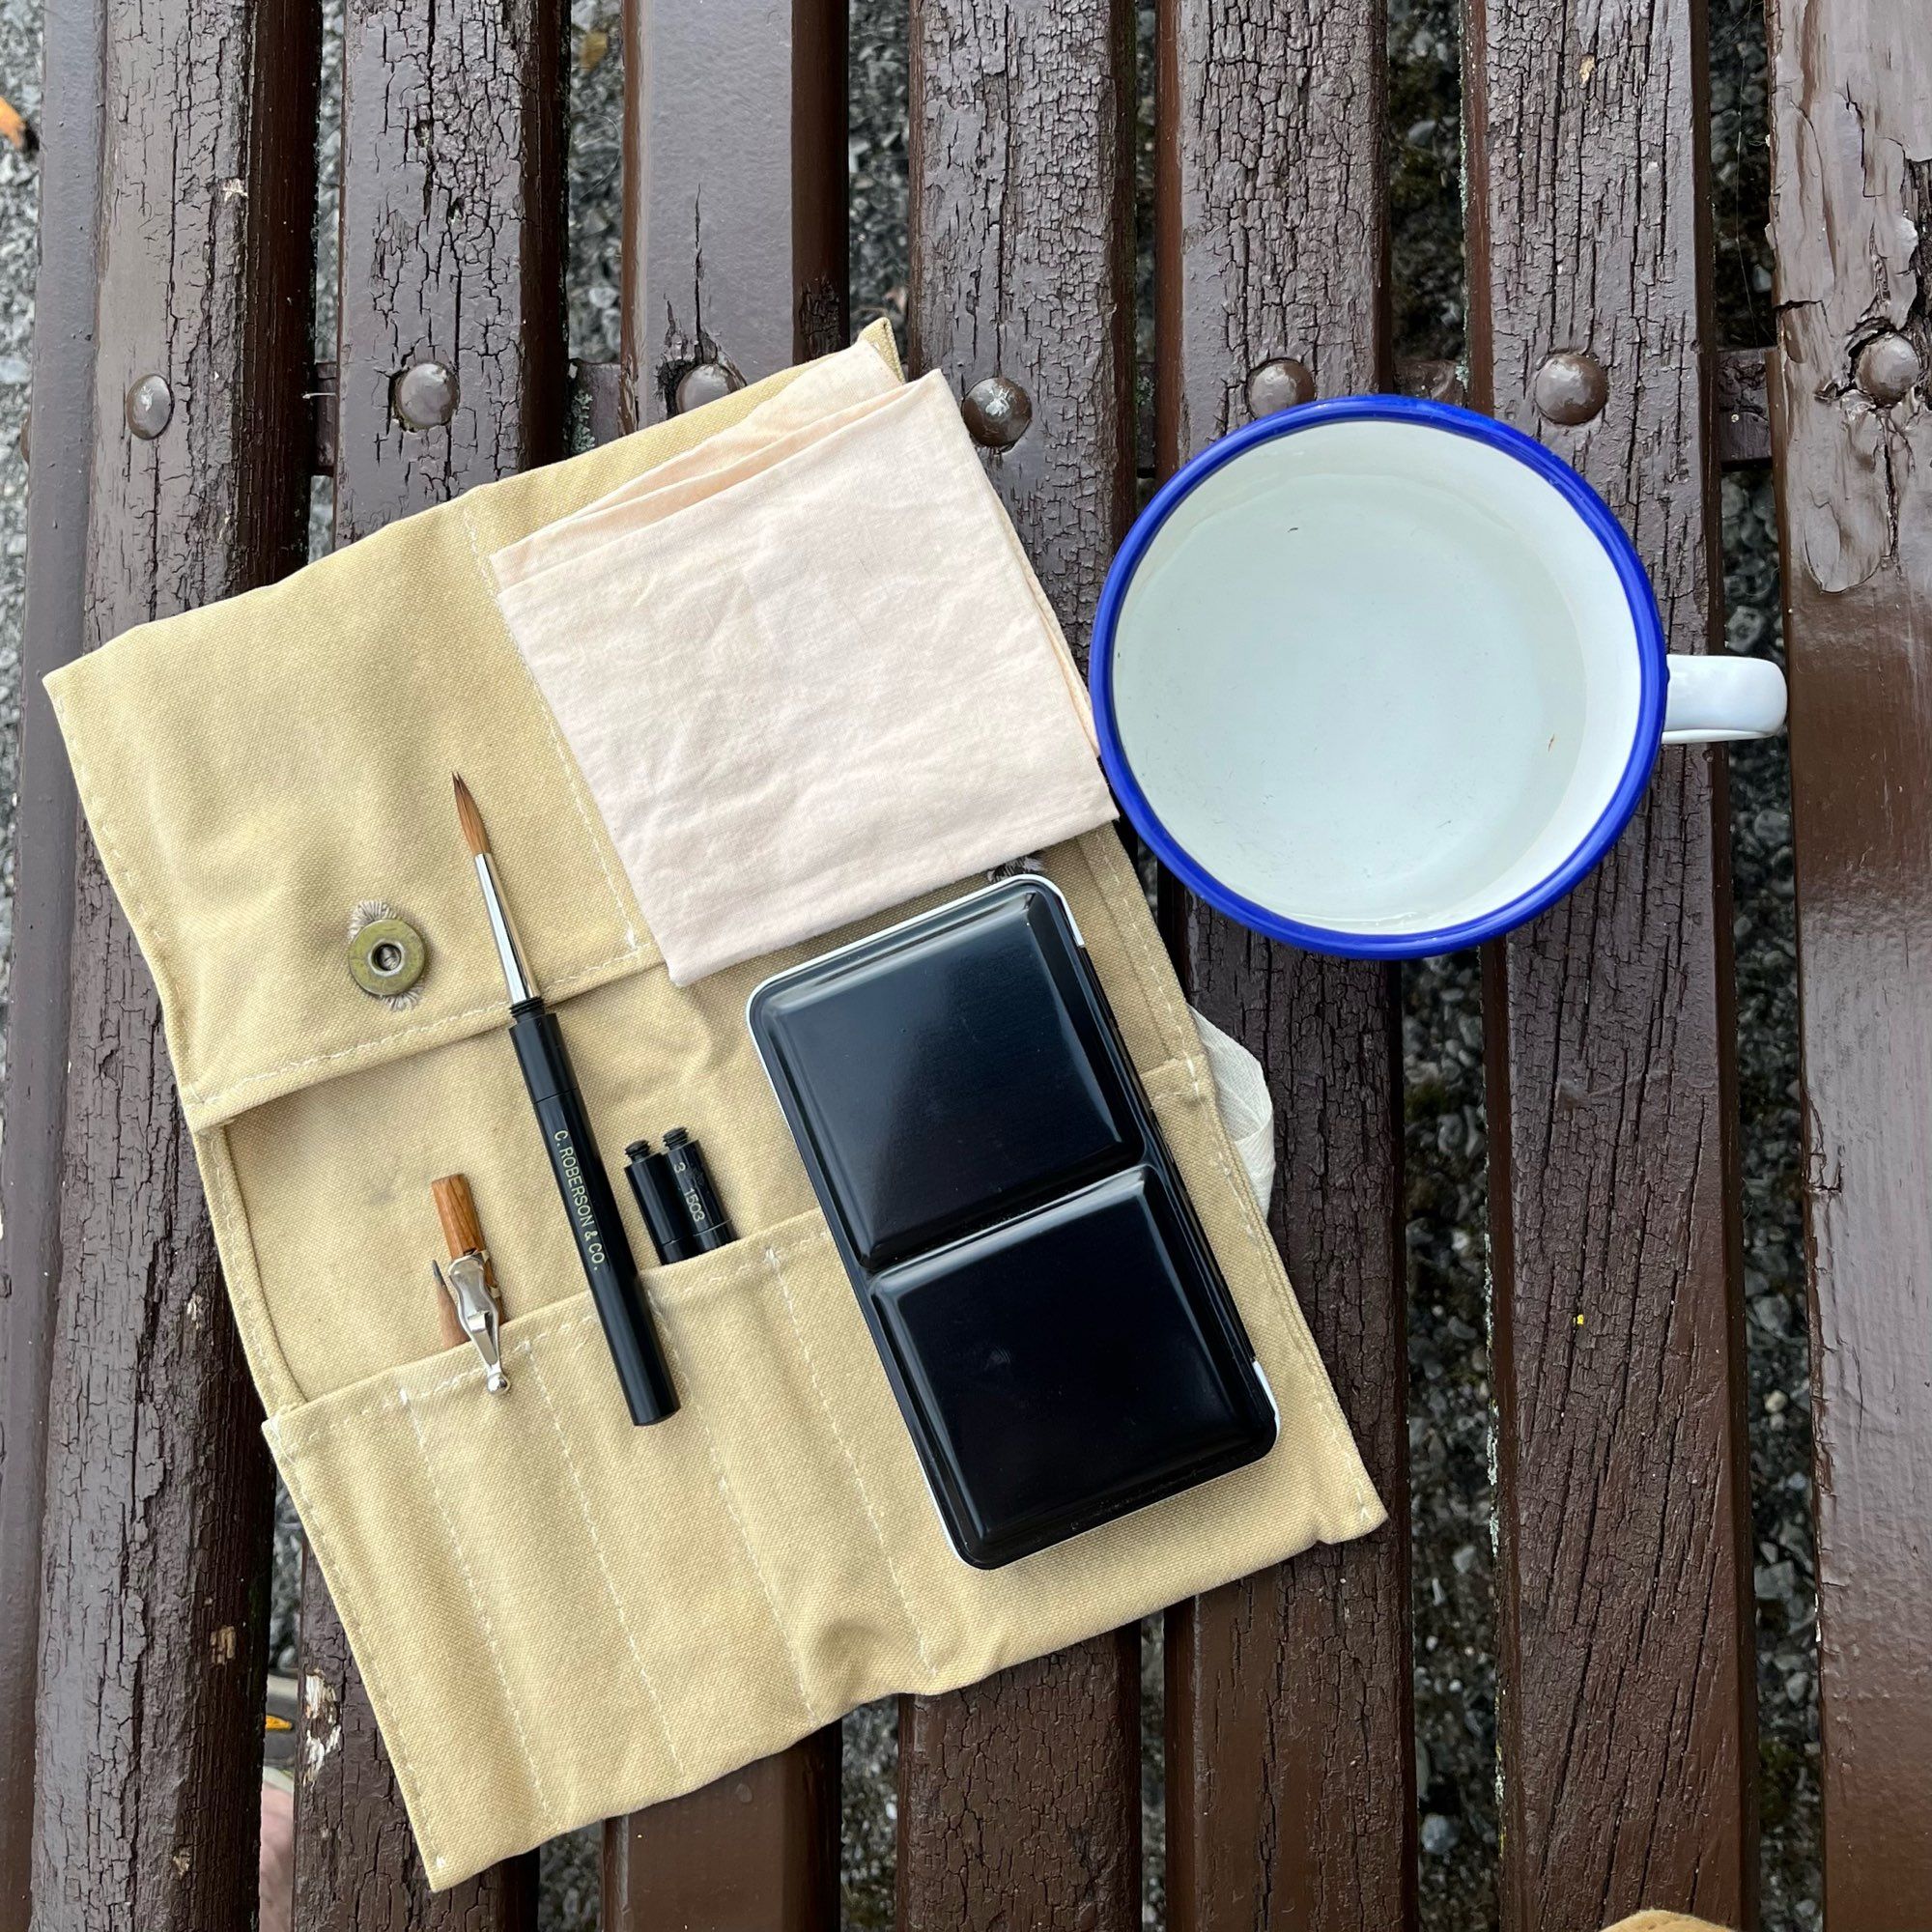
(1661, 653), (1787, 745)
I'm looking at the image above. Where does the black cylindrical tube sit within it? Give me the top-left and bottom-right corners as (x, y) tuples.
(625, 1140), (698, 1264)
(509, 1003), (678, 1424)
(662, 1127), (733, 1250)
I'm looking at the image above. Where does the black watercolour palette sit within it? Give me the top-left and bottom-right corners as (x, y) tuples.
(748, 876), (1277, 1567)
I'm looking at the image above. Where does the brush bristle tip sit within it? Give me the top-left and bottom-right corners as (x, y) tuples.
(451, 773), (490, 856)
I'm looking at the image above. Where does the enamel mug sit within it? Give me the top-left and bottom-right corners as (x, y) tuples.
(1091, 396), (1786, 959)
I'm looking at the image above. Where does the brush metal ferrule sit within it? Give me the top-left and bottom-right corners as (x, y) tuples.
(473, 850), (537, 1005)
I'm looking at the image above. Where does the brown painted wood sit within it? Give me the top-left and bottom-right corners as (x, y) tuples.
(23, 0), (319, 1925)
(1463, 0), (1758, 1923)
(1160, 960), (1409, 1932)
(1763, 5), (1932, 1918)
(908, 0), (1135, 664)
(620, 0), (848, 427)
(578, 358), (628, 450)
(295, 1559), (538, 1932)
(0, 0), (107, 1913)
(311, 359), (339, 476)
(896, 2), (1140, 1925)
(330, 0), (568, 545)
(1715, 348), (1772, 468)
(562, 352), (1777, 481)
(292, 0), (567, 1920)
(603, 1764), (837, 1932)
(1406, 351), (1772, 464)
(602, 1729), (841, 1931)
(1153, 5), (1414, 1929)
(897, 1632), (1141, 1932)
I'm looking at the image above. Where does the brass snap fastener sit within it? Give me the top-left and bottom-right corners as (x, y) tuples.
(347, 902), (427, 1007)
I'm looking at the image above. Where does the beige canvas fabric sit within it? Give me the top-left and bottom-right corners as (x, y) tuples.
(45, 319), (1382, 1889)
(1604, 1918), (1733, 1932)
(493, 364), (1114, 984)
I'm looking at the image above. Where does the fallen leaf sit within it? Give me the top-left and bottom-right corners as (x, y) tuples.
(0, 96), (35, 153)
(579, 26), (609, 71)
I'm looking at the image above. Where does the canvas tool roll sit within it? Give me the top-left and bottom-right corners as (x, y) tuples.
(45, 319), (1382, 1888)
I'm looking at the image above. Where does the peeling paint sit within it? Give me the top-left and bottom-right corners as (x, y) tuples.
(300, 1672), (343, 1785)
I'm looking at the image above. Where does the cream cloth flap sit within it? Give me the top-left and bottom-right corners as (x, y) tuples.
(491, 361), (1117, 984)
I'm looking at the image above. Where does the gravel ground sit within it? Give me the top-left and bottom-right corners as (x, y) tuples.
(0, 0), (39, 1073)
(0, 0), (1817, 1926)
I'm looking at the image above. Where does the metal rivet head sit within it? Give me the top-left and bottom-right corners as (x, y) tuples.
(126, 375), (174, 440)
(1244, 357), (1316, 418)
(1532, 350), (1608, 425)
(347, 912), (427, 1002)
(392, 360), (459, 430)
(1855, 331), (1921, 407)
(961, 376), (1033, 449)
(674, 360), (744, 413)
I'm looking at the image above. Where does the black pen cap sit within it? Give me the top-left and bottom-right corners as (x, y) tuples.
(625, 1140), (696, 1264)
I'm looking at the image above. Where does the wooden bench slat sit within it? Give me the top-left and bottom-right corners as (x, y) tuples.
(1161, 959), (1411, 1932)
(1463, 0), (1759, 1921)
(293, 0), (567, 1919)
(602, 6), (849, 1923)
(1153, 7), (1416, 1930)
(329, 0), (569, 545)
(603, 1729), (842, 1930)
(897, 1), (1141, 1924)
(18, 2), (319, 1925)
(907, 0), (1136, 663)
(1764, 0), (1932, 1915)
(619, 0), (849, 425)
(296, 1565), (538, 1931)
(0, 0), (111, 1908)
(897, 1632), (1142, 1932)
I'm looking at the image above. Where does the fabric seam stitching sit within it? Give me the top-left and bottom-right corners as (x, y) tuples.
(269, 1421), (447, 1874)
(652, 1313), (823, 1726)
(400, 1386), (559, 1828)
(765, 1238), (938, 1680)
(525, 1347), (688, 1776)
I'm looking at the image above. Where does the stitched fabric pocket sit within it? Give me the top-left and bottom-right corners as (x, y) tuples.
(233, 839), (1385, 1896)
(270, 1220), (841, 1886)
(271, 1050), (1382, 1892)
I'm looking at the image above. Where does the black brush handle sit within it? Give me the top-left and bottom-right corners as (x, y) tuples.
(510, 1002), (678, 1425)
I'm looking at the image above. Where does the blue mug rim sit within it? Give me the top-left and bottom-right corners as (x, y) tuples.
(1089, 393), (1668, 959)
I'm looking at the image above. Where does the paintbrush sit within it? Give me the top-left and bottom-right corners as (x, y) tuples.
(454, 775), (678, 1424)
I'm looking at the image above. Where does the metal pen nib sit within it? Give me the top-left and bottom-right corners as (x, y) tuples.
(433, 1256), (509, 1392)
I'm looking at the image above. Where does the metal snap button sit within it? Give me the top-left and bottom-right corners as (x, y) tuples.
(347, 903), (427, 1006)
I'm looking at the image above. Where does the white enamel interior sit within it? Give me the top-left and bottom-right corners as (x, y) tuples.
(1111, 417), (1644, 936)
